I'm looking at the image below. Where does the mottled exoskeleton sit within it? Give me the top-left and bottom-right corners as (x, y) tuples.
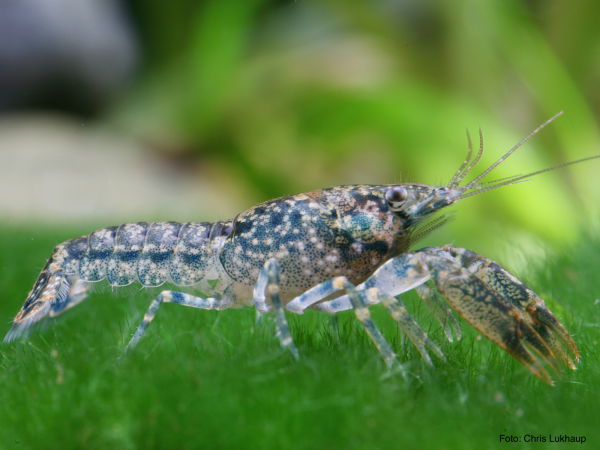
(5, 112), (597, 385)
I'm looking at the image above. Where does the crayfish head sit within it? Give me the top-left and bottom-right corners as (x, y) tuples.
(384, 184), (462, 225)
(382, 183), (463, 251)
(385, 184), (464, 221)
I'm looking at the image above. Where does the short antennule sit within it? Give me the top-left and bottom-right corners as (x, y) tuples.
(448, 129), (473, 189)
(448, 127), (487, 189)
(462, 127), (485, 186)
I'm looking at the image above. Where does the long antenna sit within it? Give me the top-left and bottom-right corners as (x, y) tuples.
(466, 111), (563, 187)
(457, 154), (600, 201)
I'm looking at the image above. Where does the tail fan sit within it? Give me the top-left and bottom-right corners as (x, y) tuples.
(4, 271), (69, 343)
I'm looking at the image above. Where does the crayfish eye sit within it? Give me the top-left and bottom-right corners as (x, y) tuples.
(385, 186), (408, 207)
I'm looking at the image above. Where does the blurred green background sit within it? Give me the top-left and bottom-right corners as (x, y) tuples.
(2, 0), (600, 263)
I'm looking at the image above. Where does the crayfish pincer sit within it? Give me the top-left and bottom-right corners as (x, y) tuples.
(5, 112), (598, 385)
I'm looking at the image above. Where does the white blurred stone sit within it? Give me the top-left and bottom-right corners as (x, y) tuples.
(0, 114), (251, 225)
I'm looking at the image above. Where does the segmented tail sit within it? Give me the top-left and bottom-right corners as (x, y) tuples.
(4, 220), (235, 343)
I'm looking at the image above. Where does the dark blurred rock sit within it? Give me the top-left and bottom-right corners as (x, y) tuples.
(0, 0), (138, 115)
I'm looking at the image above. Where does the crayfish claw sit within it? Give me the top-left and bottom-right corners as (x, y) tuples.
(424, 255), (560, 385)
(529, 300), (580, 363)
